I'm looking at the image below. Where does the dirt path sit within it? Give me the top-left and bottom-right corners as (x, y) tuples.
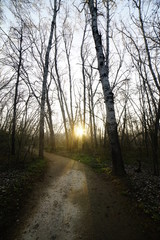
(14, 153), (159, 240)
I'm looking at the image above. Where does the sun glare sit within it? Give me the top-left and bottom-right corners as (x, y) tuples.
(74, 125), (85, 137)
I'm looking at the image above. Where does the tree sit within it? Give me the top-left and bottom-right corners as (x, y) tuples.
(46, 80), (56, 151)
(120, 0), (160, 175)
(39, 0), (61, 158)
(0, 19), (28, 156)
(53, 19), (70, 149)
(11, 23), (24, 155)
(87, 0), (125, 176)
(80, 9), (88, 133)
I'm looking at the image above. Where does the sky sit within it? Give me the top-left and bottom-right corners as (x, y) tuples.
(0, 0), (158, 134)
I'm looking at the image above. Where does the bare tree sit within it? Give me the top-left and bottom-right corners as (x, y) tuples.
(120, 0), (160, 175)
(39, 0), (61, 158)
(0, 19), (28, 156)
(87, 0), (125, 176)
(62, 9), (74, 124)
(11, 24), (24, 155)
(46, 80), (56, 151)
(53, 21), (69, 149)
(80, 9), (88, 131)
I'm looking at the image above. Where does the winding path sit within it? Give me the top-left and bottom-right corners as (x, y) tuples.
(14, 153), (159, 240)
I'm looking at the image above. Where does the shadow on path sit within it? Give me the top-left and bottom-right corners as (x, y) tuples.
(14, 153), (160, 240)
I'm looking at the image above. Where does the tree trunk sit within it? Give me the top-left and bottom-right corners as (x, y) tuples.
(81, 14), (87, 150)
(39, 0), (60, 158)
(11, 25), (23, 156)
(88, 0), (125, 176)
(54, 22), (69, 149)
(46, 89), (56, 151)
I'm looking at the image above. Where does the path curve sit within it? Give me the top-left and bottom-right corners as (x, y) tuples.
(14, 153), (159, 240)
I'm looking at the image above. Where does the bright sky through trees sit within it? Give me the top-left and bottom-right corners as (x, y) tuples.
(0, 0), (159, 174)
(74, 124), (85, 137)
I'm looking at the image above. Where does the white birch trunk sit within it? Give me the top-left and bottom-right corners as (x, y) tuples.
(88, 0), (125, 175)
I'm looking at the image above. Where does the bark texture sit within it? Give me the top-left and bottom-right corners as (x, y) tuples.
(88, 0), (125, 176)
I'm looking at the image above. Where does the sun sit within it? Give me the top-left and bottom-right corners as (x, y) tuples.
(74, 125), (85, 137)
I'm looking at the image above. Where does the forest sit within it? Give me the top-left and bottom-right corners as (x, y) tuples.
(0, 0), (160, 238)
(0, 0), (159, 174)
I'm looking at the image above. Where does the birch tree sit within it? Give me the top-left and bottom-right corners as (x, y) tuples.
(87, 0), (125, 176)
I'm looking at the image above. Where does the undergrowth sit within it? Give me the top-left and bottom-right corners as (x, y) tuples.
(56, 149), (160, 223)
(0, 157), (46, 239)
(56, 150), (111, 173)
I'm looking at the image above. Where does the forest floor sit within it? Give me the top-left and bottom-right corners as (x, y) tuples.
(0, 157), (46, 240)
(7, 152), (160, 240)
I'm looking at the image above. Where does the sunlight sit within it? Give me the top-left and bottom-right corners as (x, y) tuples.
(74, 125), (85, 138)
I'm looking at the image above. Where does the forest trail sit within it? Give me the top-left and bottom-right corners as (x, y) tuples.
(13, 153), (159, 240)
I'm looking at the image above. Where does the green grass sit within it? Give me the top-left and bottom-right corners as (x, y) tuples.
(27, 157), (46, 176)
(56, 150), (112, 174)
